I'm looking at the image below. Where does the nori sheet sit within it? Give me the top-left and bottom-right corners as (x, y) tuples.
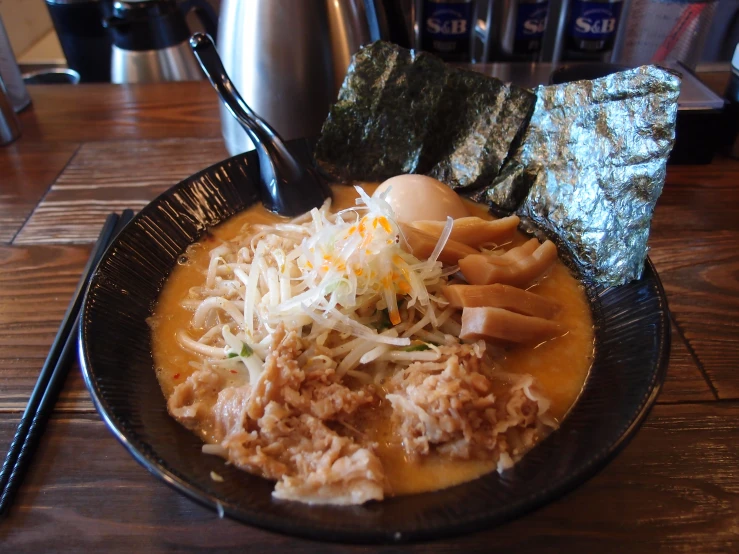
(315, 41), (535, 187)
(476, 65), (681, 285)
(315, 42), (447, 182)
(421, 68), (535, 189)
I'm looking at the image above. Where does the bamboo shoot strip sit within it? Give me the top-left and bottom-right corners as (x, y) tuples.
(411, 215), (520, 248)
(460, 307), (563, 344)
(459, 240), (558, 287)
(443, 283), (560, 319)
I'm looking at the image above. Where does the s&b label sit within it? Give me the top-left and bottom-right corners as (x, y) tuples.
(568, 0), (623, 41)
(515, 1), (550, 42)
(424, 1), (474, 38)
(421, 0), (474, 61)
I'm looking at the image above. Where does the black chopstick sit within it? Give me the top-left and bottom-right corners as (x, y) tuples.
(0, 210), (134, 518)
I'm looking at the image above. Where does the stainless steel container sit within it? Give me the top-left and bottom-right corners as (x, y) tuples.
(106, 0), (217, 84)
(217, 0), (386, 155)
(0, 76), (21, 146)
(22, 68), (82, 85)
(0, 15), (31, 112)
(110, 42), (203, 83)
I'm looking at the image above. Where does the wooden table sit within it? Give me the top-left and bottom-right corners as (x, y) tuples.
(1, 80), (738, 553)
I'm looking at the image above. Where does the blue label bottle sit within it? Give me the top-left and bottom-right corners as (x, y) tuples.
(420, 0), (476, 62)
(564, 0), (623, 60)
(499, 0), (551, 60)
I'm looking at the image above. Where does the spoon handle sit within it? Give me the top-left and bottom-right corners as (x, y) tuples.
(190, 32), (331, 217)
(189, 33), (290, 163)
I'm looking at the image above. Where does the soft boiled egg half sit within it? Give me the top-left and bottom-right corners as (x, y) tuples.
(373, 174), (469, 223)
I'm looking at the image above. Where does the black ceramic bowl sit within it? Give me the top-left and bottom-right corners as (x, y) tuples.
(79, 142), (670, 543)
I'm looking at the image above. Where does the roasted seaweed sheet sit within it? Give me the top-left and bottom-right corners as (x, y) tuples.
(476, 65), (681, 285)
(315, 41), (535, 188)
(315, 42), (446, 182)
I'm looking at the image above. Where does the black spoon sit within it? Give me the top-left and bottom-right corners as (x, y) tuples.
(190, 32), (331, 217)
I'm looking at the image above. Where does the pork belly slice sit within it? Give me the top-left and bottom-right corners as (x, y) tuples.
(385, 347), (555, 470)
(246, 324), (374, 421)
(442, 283), (560, 319)
(458, 239), (558, 287)
(460, 306), (563, 344)
(173, 324), (383, 505)
(223, 402), (385, 505)
(168, 368), (224, 432)
(410, 215), (520, 248)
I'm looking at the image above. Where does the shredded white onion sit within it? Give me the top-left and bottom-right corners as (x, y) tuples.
(176, 186), (467, 385)
(429, 216), (454, 263)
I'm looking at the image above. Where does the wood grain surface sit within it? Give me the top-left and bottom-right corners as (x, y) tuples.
(650, 232), (739, 399)
(0, 141), (78, 243)
(0, 245), (93, 413)
(655, 169), (739, 234)
(14, 139), (229, 244)
(0, 80), (737, 553)
(659, 323), (714, 403)
(16, 82), (221, 143)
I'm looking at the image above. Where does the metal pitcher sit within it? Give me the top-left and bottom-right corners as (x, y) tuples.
(217, 0), (387, 155)
(106, 0), (218, 84)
